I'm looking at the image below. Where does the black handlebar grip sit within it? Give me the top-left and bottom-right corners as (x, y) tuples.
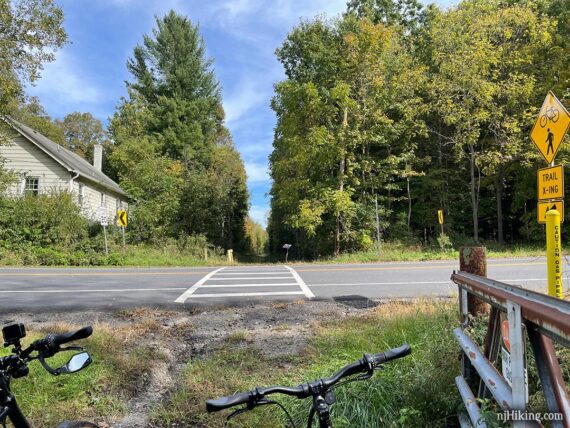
(372, 344), (411, 366)
(51, 326), (93, 347)
(206, 391), (251, 413)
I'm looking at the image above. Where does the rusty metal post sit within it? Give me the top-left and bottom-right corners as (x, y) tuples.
(459, 247), (488, 316)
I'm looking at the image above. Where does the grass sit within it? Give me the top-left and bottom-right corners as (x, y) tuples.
(0, 239), (547, 267)
(118, 244), (226, 267)
(0, 322), (165, 428)
(151, 300), (461, 427)
(296, 242), (546, 264)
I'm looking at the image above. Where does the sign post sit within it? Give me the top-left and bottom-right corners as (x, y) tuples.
(531, 91), (569, 297)
(283, 243), (292, 263)
(546, 209), (563, 298)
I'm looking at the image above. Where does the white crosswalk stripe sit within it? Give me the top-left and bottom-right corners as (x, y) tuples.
(174, 266), (313, 302)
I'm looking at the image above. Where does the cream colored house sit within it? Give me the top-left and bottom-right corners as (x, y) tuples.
(0, 116), (128, 222)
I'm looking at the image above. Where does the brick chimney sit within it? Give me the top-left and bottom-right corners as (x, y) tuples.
(93, 144), (103, 171)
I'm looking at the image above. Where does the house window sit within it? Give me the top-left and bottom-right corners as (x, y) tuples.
(24, 177), (39, 195)
(100, 192), (106, 206)
(116, 198), (120, 212)
(78, 183), (85, 206)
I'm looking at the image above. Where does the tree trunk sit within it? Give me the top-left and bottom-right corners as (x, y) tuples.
(469, 144), (479, 243)
(407, 176), (412, 231)
(495, 175), (504, 245)
(335, 107), (348, 257)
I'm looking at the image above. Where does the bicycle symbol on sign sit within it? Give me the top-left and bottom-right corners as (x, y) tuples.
(540, 106), (560, 128)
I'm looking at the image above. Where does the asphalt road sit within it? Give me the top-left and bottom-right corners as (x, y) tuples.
(0, 257), (559, 311)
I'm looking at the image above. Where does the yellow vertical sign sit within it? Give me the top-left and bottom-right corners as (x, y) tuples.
(117, 210), (127, 227)
(437, 210), (444, 225)
(546, 210), (563, 298)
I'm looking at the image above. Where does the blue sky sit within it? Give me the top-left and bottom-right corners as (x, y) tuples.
(27, 0), (453, 227)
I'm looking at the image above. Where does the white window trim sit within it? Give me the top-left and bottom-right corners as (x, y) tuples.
(24, 176), (40, 195)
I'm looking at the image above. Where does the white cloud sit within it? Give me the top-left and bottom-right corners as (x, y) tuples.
(27, 51), (102, 114)
(245, 161), (270, 184)
(249, 205), (269, 227)
(223, 77), (270, 125)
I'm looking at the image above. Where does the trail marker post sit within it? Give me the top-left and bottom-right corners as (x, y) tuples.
(531, 91), (568, 297)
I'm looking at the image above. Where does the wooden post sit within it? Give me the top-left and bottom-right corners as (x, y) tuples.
(459, 246), (488, 316)
(204, 247), (208, 261)
(227, 249), (234, 264)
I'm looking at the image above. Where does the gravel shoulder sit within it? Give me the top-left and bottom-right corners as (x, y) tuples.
(1, 299), (371, 427)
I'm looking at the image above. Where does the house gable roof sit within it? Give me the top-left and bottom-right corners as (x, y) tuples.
(3, 116), (127, 198)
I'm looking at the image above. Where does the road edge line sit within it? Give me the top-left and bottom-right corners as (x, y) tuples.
(175, 267), (226, 303)
(285, 265), (315, 299)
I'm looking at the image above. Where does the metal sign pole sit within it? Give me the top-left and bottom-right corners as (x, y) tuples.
(122, 226), (126, 248)
(103, 225), (108, 256)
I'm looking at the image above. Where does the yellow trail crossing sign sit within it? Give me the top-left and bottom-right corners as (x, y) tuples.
(538, 200), (564, 224)
(437, 209), (444, 225)
(117, 210), (127, 227)
(537, 165), (564, 201)
(530, 91), (570, 165)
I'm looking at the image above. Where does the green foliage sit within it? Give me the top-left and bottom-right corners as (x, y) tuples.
(55, 112), (110, 170)
(126, 10), (220, 164)
(243, 217), (268, 256)
(0, 0), (67, 111)
(110, 10), (249, 250)
(437, 232), (453, 251)
(151, 301), (460, 427)
(0, 193), (88, 249)
(269, 0), (568, 258)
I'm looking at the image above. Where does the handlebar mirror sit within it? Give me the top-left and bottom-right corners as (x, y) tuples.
(58, 352), (92, 375)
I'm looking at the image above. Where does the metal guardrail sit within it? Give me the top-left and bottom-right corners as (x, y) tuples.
(451, 271), (570, 428)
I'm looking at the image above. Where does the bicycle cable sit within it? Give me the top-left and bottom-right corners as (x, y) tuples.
(226, 398), (296, 428)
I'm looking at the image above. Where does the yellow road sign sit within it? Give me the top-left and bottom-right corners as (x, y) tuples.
(537, 165), (564, 201)
(530, 91), (570, 165)
(437, 209), (444, 225)
(117, 210), (127, 227)
(538, 200), (564, 224)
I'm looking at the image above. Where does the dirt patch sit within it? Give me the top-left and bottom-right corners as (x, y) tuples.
(1, 300), (368, 427)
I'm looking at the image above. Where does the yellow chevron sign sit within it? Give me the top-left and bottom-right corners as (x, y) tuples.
(117, 210), (127, 227)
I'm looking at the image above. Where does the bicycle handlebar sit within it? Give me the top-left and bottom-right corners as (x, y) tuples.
(50, 326), (93, 347)
(20, 326), (93, 358)
(371, 344), (411, 365)
(206, 344), (411, 413)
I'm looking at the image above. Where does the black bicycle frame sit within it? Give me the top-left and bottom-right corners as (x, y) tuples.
(0, 376), (31, 428)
